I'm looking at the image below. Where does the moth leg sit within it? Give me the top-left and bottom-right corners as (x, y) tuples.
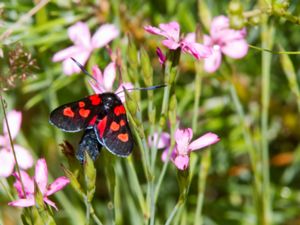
(77, 129), (102, 164)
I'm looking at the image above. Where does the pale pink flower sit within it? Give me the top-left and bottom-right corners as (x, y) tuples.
(8, 158), (70, 210)
(52, 22), (119, 75)
(90, 62), (133, 102)
(172, 128), (220, 170)
(0, 110), (33, 177)
(144, 21), (211, 60)
(148, 132), (172, 162)
(203, 15), (248, 73)
(154, 128), (220, 170)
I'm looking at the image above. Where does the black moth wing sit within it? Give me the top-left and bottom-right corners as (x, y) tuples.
(76, 129), (102, 164)
(93, 94), (133, 157)
(94, 113), (133, 157)
(49, 94), (105, 132)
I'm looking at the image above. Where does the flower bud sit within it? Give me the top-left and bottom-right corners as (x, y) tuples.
(273, 0), (289, 12)
(84, 152), (96, 202)
(141, 48), (153, 86)
(229, 14), (245, 30)
(249, 16), (260, 26)
(127, 36), (138, 68)
(228, 0), (243, 15)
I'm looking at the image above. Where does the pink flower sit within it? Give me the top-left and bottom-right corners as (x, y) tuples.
(8, 158), (70, 210)
(144, 21), (211, 60)
(172, 128), (220, 170)
(153, 128), (220, 170)
(148, 132), (173, 162)
(53, 22), (119, 75)
(203, 15), (248, 73)
(89, 62), (133, 102)
(156, 47), (166, 65)
(0, 110), (33, 177)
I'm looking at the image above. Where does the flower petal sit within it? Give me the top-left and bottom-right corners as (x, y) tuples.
(222, 39), (248, 59)
(159, 21), (180, 41)
(13, 170), (34, 198)
(204, 47), (222, 73)
(148, 132), (170, 149)
(189, 132), (220, 151)
(173, 155), (189, 170)
(62, 51), (91, 75)
(0, 150), (14, 177)
(115, 82), (134, 103)
(8, 198), (35, 208)
(91, 24), (119, 49)
(182, 43), (212, 60)
(183, 32), (196, 43)
(144, 25), (166, 36)
(162, 39), (180, 50)
(46, 176), (70, 196)
(103, 62), (116, 91)
(4, 110), (22, 140)
(161, 147), (176, 162)
(175, 128), (193, 155)
(44, 198), (58, 210)
(68, 21), (91, 49)
(52, 46), (83, 62)
(35, 158), (48, 195)
(14, 145), (33, 170)
(203, 34), (214, 46)
(89, 65), (106, 93)
(210, 15), (230, 39)
(92, 65), (103, 84)
(156, 47), (166, 65)
(218, 28), (247, 44)
(89, 81), (106, 94)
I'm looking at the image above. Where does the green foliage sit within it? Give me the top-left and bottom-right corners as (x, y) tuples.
(1, 0), (300, 225)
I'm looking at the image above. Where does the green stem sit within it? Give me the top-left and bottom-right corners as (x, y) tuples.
(0, 97), (26, 195)
(149, 181), (155, 225)
(243, 6), (300, 25)
(229, 82), (262, 222)
(90, 204), (103, 225)
(164, 200), (183, 225)
(192, 68), (202, 131)
(84, 197), (103, 225)
(0, 179), (14, 200)
(84, 196), (91, 225)
(249, 44), (300, 55)
(260, 19), (274, 225)
(194, 151), (210, 225)
(126, 110), (151, 180)
(154, 127), (176, 203)
(126, 157), (147, 217)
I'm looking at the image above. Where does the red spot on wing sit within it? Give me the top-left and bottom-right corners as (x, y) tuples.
(89, 95), (102, 105)
(88, 115), (97, 126)
(114, 105), (126, 116)
(117, 133), (129, 142)
(63, 107), (75, 118)
(119, 120), (126, 126)
(79, 109), (91, 118)
(97, 116), (107, 138)
(110, 121), (120, 131)
(79, 101), (85, 108)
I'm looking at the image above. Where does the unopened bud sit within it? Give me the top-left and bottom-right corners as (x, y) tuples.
(229, 14), (245, 30)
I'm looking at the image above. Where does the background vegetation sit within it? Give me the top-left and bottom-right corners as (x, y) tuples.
(1, 0), (300, 224)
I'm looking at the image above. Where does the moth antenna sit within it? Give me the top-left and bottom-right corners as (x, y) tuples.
(116, 84), (167, 95)
(70, 57), (98, 83)
(70, 57), (166, 94)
